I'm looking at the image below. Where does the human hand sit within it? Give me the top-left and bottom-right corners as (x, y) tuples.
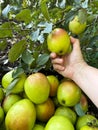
(50, 36), (86, 79)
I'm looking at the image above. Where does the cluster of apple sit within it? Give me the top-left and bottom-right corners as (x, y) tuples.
(0, 70), (98, 130)
(0, 14), (97, 130)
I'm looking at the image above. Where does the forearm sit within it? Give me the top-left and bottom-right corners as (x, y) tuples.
(72, 63), (98, 108)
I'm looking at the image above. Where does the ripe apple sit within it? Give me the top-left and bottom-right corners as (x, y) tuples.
(54, 106), (77, 125)
(47, 75), (59, 97)
(2, 70), (27, 94)
(5, 99), (36, 130)
(69, 16), (86, 35)
(57, 80), (81, 107)
(24, 72), (50, 104)
(80, 125), (98, 130)
(44, 115), (74, 130)
(2, 94), (21, 113)
(76, 114), (98, 130)
(35, 98), (55, 122)
(47, 28), (71, 55)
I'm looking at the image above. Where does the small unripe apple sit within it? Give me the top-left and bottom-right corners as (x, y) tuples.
(47, 28), (71, 55)
(69, 16), (86, 35)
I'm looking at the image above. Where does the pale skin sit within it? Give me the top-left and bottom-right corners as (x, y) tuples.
(50, 36), (98, 108)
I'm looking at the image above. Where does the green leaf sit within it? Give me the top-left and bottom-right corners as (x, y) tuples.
(78, 9), (87, 24)
(22, 50), (34, 65)
(36, 53), (50, 67)
(0, 22), (13, 38)
(6, 78), (20, 96)
(74, 103), (85, 116)
(40, 0), (50, 21)
(8, 40), (27, 63)
(12, 68), (24, 79)
(15, 9), (32, 24)
(0, 40), (7, 50)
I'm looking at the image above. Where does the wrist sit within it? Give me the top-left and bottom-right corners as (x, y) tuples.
(71, 61), (88, 81)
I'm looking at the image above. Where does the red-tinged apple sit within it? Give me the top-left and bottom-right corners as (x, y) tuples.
(47, 28), (71, 55)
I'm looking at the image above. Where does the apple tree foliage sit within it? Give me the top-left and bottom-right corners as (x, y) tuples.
(0, 0), (98, 75)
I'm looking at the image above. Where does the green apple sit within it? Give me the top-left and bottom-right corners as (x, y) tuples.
(44, 115), (74, 130)
(54, 106), (77, 125)
(47, 28), (71, 55)
(76, 114), (98, 130)
(35, 98), (55, 122)
(2, 94), (21, 113)
(80, 125), (98, 130)
(69, 16), (86, 35)
(47, 75), (59, 97)
(0, 87), (4, 103)
(57, 80), (81, 107)
(5, 99), (36, 130)
(24, 72), (50, 104)
(2, 70), (27, 94)
(0, 106), (4, 125)
(32, 124), (44, 130)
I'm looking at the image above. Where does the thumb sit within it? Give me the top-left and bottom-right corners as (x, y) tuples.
(70, 36), (81, 50)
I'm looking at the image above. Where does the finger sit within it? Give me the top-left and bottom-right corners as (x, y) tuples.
(50, 52), (57, 59)
(70, 36), (81, 51)
(53, 64), (65, 71)
(51, 58), (64, 64)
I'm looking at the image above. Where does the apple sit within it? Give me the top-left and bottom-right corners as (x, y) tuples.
(2, 70), (27, 94)
(79, 93), (88, 113)
(47, 75), (59, 97)
(32, 124), (44, 130)
(0, 106), (4, 125)
(5, 99), (36, 130)
(54, 106), (77, 125)
(2, 94), (21, 113)
(47, 28), (71, 55)
(0, 87), (4, 103)
(57, 80), (82, 107)
(24, 72), (50, 104)
(44, 115), (74, 130)
(35, 98), (55, 122)
(76, 114), (98, 130)
(80, 125), (98, 130)
(69, 16), (86, 35)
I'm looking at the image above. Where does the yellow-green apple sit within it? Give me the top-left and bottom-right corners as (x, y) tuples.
(0, 106), (4, 125)
(35, 98), (55, 122)
(57, 80), (81, 107)
(80, 125), (98, 130)
(32, 124), (44, 130)
(5, 99), (36, 130)
(24, 72), (50, 104)
(2, 70), (27, 93)
(69, 16), (86, 35)
(2, 94), (21, 113)
(44, 115), (74, 130)
(47, 75), (59, 97)
(76, 114), (98, 130)
(54, 106), (77, 125)
(47, 28), (71, 55)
